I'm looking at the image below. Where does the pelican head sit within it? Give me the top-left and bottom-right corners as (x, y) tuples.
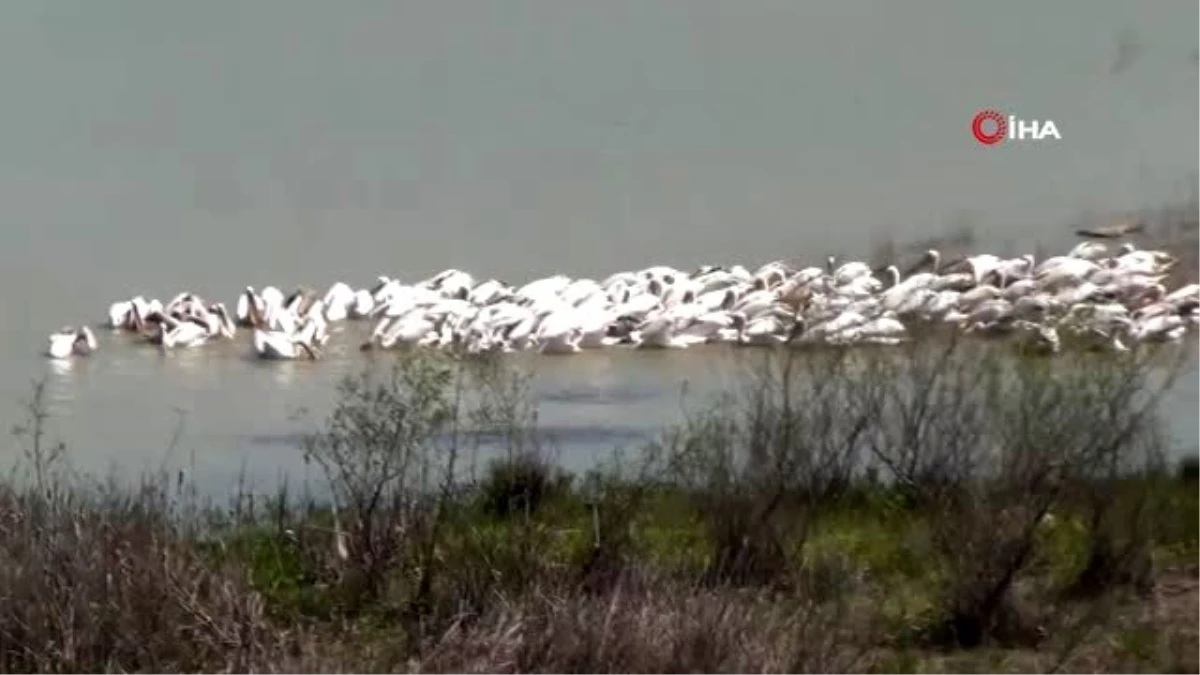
(297, 340), (320, 360)
(721, 288), (737, 310)
(883, 265), (901, 288)
(924, 249), (942, 273)
(286, 286), (315, 312)
(902, 250), (936, 276)
(75, 326), (98, 352)
(370, 276), (391, 295)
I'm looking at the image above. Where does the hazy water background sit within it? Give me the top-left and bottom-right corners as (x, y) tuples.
(0, 1), (1196, 495)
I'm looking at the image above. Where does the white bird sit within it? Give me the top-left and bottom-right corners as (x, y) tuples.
(947, 254), (1003, 284)
(832, 261), (874, 286)
(108, 300), (134, 329)
(47, 326), (97, 359)
(1130, 314), (1186, 343)
(1034, 257), (1100, 289)
(253, 329), (320, 360)
(159, 318), (209, 349)
(1067, 241), (1108, 261)
(536, 310), (584, 354)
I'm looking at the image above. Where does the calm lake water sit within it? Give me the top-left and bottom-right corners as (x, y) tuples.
(0, 1), (1196, 494)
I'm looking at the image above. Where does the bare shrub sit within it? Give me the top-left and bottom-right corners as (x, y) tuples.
(478, 450), (566, 518)
(468, 359), (567, 518)
(663, 347), (877, 586)
(422, 357), (579, 621)
(1178, 456), (1199, 481)
(864, 337), (1183, 647)
(661, 334), (1183, 649)
(300, 350), (555, 630)
(300, 351), (458, 608)
(0, 386), (291, 673)
(575, 446), (667, 592)
(9, 378), (70, 497)
(0, 481), (295, 672)
(1063, 349), (1187, 599)
(863, 336), (992, 506)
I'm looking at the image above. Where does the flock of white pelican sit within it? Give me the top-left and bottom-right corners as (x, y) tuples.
(46, 241), (1198, 362)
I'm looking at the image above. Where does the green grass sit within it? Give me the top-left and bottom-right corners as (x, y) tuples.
(206, 470), (1198, 633)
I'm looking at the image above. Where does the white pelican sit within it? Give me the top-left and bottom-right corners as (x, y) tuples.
(832, 260), (874, 285)
(515, 275), (572, 305)
(674, 310), (735, 344)
(806, 310), (870, 341)
(1164, 283), (1199, 307)
(1130, 314), (1186, 343)
(729, 312), (803, 346)
(955, 254), (1003, 284)
(364, 311), (437, 350)
(961, 299), (1012, 326)
(468, 279), (511, 306)
(904, 249), (943, 275)
(1034, 258), (1101, 289)
(108, 300), (134, 329)
(956, 285), (1003, 310)
(47, 326), (97, 359)
(1001, 279), (1038, 301)
(827, 315), (908, 345)
(159, 318), (209, 349)
(992, 254), (1037, 283)
(346, 289), (374, 318)
(253, 329), (320, 360)
(534, 307), (585, 354)
(1114, 250), (1175, 276)
(321, 282), (355, 322)
(202, 303), (237, 339)
(635, 316), (704, 349)
(1067, 242), (1108, 261)
(538, 328), (583, 354)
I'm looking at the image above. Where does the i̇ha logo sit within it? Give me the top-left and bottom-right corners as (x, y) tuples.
(971, 109), (1061, 146)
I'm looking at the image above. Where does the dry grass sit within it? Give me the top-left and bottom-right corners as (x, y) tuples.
(418, 575), (872, 673)
(0, 482), (291, 672)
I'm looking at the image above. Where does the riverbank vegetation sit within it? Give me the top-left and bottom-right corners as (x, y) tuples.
(0, 337), (1196, 672)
